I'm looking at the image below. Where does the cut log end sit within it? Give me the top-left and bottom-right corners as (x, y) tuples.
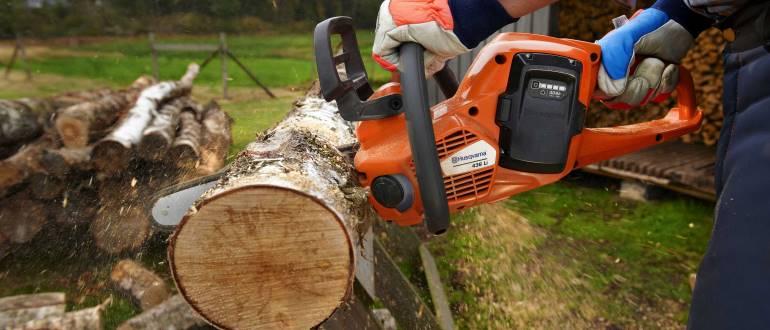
(110, 260), (170, 311)
(170, 186), (354, 329)
(169, 146), (198, 169)
(91, 140), (130, 174)
(0, 194), (47, 244)
(91, 205), (151, 254)
(55, 117), (89, 148)
(137, 134), (171, 161)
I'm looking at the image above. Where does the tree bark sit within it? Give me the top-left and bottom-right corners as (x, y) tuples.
(0, 99), (47, 147)
(116, 295), (209, 330)
(110, 259), (170, 311)
(91, 64), (199, 174)
(0, 293), (66, 329)
(0, 135), (57, 194)
(137, 98), (185, 161)
(169, 106), (202, 169)
(0, 191), (48, 244)
(196, 101), (232, 176)
(169, 93), (373, 329)
(13, 305), (102, 330)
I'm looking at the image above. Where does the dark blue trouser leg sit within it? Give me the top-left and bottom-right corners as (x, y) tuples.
(688, 46), (770, 329)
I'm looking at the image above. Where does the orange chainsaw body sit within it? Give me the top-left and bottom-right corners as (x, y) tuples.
(353, 33), (702, 226)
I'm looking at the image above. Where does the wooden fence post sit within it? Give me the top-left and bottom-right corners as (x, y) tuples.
(4, 34), (31, 80)
(219, 32), (228, 99)
(149, 32), (159, 80)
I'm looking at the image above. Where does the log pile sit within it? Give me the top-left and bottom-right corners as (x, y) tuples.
(109, 259), (210, 330)
(0, 63), (233, 257)
(0, 292), (104, 330)
(558, 0), (725, 146)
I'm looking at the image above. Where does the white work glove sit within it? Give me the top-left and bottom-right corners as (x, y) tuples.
(372, 0), (469, 75)
(596, 9), (696, 107)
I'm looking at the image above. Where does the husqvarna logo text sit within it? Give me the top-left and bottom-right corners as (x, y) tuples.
(452, 152), (487, 164)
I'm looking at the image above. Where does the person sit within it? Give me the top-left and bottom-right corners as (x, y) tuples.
(372, 0), (770, 328)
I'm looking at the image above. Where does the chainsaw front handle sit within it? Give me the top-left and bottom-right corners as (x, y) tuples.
(399, 42), (450, 235)
(576, 68), (703, 166)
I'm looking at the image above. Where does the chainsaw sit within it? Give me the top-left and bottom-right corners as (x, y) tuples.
(151, 16), (702, 234)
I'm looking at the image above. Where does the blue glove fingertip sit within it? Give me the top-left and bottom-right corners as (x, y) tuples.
(596, 8), (669, 80)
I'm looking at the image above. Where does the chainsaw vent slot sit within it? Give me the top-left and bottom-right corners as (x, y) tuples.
(410, 130), (494, 202)
(444, 168), (494, 201)
(437, 130), (479, 158)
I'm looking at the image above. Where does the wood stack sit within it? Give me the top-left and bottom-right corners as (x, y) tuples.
(0, 63), (233, 257)
(558, 0), (725, 146)
(0, 293), (104, 330)
(109, 259), (210, 330)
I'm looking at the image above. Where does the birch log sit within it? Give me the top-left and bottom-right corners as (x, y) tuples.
(91, 64), (199, 173)
(137, 98), (185, 161)
(169, 106), (202, 169)
(14, 305), (102, 330)
(54, 77), (156, 148)
(116, 295), (208, 330)
(0, 135), (56, 193)
(196, 101), (232, 176)
(169, 92), (373, 329)
(110, 259), (170, 311)
(0, 293), (66, 329)
(0, 99), (48, 146)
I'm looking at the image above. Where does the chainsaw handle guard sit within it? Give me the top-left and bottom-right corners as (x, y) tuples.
(314, 16), (403, 121)
(577, 68), (702, 166)
(399, 42), (451, 235)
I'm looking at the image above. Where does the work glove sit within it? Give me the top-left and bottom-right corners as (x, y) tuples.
(373, 0), (516, 75)
(596, 5), (704, 107)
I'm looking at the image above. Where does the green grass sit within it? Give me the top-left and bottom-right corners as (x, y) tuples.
(221, 94), (301, 156)
(428, 176), (713, 328)
(3, 32), (388, 88)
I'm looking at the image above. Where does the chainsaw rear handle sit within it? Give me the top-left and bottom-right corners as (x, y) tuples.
(577, 68), (702, 166)
(399, 42), (451, 235)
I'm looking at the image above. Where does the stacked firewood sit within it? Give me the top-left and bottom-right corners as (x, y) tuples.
(0, 292), (104, 329)
(0, 63), (233, 257)
(0, 260), (209, 330)
(558, 0), (725, 146)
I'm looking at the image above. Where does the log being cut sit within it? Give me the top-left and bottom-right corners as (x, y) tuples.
(169, 90), (374, 329)
(91, 64), (199, 173)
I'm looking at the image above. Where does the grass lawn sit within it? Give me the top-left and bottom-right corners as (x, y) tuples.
(0, 32), (390, 89)
(0, 33), (716, 328)
(429, 174), (713, 328)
